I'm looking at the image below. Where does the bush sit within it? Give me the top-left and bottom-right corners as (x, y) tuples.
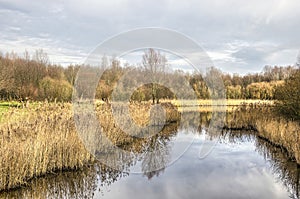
(39, 77), (73, 102)
(275, 69), (300, 120)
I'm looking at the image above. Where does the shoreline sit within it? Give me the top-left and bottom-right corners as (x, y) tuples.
(224, 105), (300, 165)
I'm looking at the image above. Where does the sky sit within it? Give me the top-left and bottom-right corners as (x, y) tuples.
(1, 0), (300, 74)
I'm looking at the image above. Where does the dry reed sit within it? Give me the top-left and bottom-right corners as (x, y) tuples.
(0, 102), (180, 191)
(224, 104), (300, 164)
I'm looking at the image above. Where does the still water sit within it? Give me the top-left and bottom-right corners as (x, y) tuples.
(1, 113), (299, 199)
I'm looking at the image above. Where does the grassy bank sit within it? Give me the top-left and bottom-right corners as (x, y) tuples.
(0, 102), (180, 191)
(224, 104), (300, 164)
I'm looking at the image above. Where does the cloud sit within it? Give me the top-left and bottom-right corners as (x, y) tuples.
(0, 0), (299, 74)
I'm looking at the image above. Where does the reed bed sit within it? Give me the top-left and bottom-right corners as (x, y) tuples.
(93, 102), (180, 149)
(255, 116), (300, 164)
(0, 103), (93, 191)
(0, 101), (180, 191)
(165, 99), (274, 107)
(224, 104), (300, 164)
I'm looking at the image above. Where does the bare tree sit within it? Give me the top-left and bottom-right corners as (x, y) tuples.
(142, 48), (167, 104)
(64, 65), (79, 86)
(296, 50), (300, 67)
(0, 56), (14, 98)
(33, 49), (49, 66)
(142, 134), (170, 179)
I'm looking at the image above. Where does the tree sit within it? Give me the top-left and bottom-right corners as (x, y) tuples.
(204, 67), (225, 99)
(0, 55), (14, 94)
(275, 70), (300, 120)
(39, 77), (73, 102)
(47, 65), (64, 80)
(296, 51), (300, 67)
(64, 65), (79, 85)
(33, 49), (49, 66)
(226, 85), (242, 99)
(142, 48), (167, 104)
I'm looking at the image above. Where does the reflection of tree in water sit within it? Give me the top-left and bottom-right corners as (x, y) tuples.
(218, 130), (255, 144)
(141, 134), (171, 179)
(179, 111), (212, 132)
(96, 122), (179, 190)
(96, 163), (130, 196)
(115, 122), (178, 179)
(0, 164), (99, 199)
(0, 123), (179, 198)
(255, 138), (300, 199)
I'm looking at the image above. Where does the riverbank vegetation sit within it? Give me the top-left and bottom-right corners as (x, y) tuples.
(0, 103), (93, 190)
(224, 104), (300, 164)
(275, 69), (300, 120)
(223, 67), (300, 165)
(0, 101), (180, 191)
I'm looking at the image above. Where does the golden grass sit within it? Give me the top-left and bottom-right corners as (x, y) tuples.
(94, 102), (180, 147)
(225, 104), (300, 164)
(256, 118), (300, 164)
(0, 101), (180, 191)
(164, 99), (274, 107)
(163, 99), (274, 113)
(0, 103), (93, 191)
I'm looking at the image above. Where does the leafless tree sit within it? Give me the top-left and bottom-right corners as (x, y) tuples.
(296, 50), (300, 68)
(33, 49), (49, 66)
(142, 48), (167, 104)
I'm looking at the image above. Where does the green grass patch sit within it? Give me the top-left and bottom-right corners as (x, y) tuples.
(0, 101), (57, 123)
(0, 101), (22, 108)
(0, 101), (23, 122)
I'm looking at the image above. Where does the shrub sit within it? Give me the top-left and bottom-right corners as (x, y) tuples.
(39, 77), (73, 102)
(275, 69), (300, 120)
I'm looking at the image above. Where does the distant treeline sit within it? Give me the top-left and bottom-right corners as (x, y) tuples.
(0, 50), (78, 102)
(0, 50), (298, 103)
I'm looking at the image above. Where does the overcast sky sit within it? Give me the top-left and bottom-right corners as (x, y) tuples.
(1, 0), (300, 74)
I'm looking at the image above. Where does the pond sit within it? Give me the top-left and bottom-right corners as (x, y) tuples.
(1, 112), (299, 199)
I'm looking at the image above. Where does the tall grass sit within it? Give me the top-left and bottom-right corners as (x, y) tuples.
(166, 99), (274, 107)
(0, 101), (180, 191)
(0, 103), (93, 190)
(224, 104), (300, 164)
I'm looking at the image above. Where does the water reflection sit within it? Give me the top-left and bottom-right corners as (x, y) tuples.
(1, 112), (299, 199)
(255, 138), (300, 199)
(217, 129), (300, 199)
(0, 164), (98, 198)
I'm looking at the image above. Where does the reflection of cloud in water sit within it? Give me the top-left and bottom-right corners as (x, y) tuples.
(93, 131), (293, 199)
